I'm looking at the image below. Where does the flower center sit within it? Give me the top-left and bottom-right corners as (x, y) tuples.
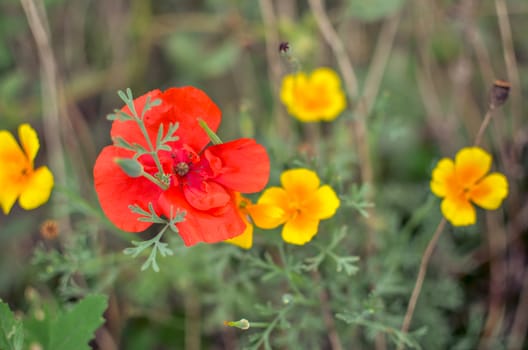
(16, 166), (32, 183)
(175, 162), (190, 176)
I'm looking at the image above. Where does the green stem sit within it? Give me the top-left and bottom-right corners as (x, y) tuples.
(136, 120), (166, 178)
(278, 243), (305, 299)
(248, 322), (269, 328)
(142, 170), (168, 190)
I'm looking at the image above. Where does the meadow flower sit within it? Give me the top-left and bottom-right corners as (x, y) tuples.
(280, 67), (346, 122)
(430, 147), (508, 226)
(93, 87), (270, 246)
(251, 168), (340, 245)
(225, 193), (284, 249)
(0, 124), (54, 214)
(224, 194), (254, 249)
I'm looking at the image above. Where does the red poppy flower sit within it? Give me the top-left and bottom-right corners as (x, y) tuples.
(94, 87), (270, 246)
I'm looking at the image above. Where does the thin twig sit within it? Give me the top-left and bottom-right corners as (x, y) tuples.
(307, 0), (359, 98)
(20, 0), (70, 231)
(474, 108), (494, 147)
(356, 13), (401, 117)
(507, 268), (528, 349)
(495, 0), (521, 131)
(258, 0), (291, 139)
(478, 213), (506, 348)
(399, 218), (446, 338)
(308, 0), (377, 255)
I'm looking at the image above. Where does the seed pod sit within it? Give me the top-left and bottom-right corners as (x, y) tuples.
(489, 79), (511, 109)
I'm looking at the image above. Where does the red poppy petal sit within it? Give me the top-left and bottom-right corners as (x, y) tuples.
(111, 89), (165, 148)
(157, 87), (221, 151)
(111, 87), (221, 152)
(94, 146), (164, 232)
(206, 138), (270, 193)
(183, 180), (230, 210)
(159, 187), (245, 246)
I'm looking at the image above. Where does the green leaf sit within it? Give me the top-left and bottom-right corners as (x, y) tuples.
(47, 295), (108, 350)
(347, 0), (406, 22)
(0, 301), (24, 350)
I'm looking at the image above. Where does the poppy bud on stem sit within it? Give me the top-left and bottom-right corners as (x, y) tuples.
(278, 41), (301, 72)
(223, 319), (251, 330)
(488, 79), (511, 110)
(474, 80), (511, 147)
(114, 158), (144, 178)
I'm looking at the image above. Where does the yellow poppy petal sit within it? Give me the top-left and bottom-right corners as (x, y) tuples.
(258, 187), (289, 208)
(225, 219), (253, 249)
(430, 158), (455, 197)
(470, 173), (508, 210)
(281, 212), (320, 245)
(311, 68), (341, 89)
(310, 68), (346, 121)
(18, 124), (40, 163)
(249, 202), (286, 229)
(0, 130), (26, 166)
(281, 168), (320, 196)
(0, 186), (21, 214)
(441, 195), (476, 226)
(18, 166), (54, 210)
(280, 73), (309, 116)
(0, 129), (28, 214)
(454, 147), (491, 188)
(303, 185), (340, 220)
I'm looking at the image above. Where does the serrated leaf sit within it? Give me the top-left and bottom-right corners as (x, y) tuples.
(47, 295), (108, 350)
(0, 301), (23, 350)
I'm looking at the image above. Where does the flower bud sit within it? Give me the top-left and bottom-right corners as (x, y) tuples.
(489, 79), (511, 109)
(114, 158), (144, 177)
(224, 318), (250, 330)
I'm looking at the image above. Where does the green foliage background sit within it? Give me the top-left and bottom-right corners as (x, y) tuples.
(1, 0), (528, 349)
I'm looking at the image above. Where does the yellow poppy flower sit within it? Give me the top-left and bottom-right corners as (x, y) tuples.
(280, 67), (346, 122)
(0, 124), (54, 214)
(225, 193), (283, 249)
(250, 168), (340, 245)
(430, 147), (508, 226)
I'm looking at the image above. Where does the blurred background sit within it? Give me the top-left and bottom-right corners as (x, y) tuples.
(1, 0), (528, 349)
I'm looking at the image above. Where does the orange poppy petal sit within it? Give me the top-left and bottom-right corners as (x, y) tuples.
(0, 185), (20, 214)
(430, 158), (455, 197)
(470, 173), (508, 210)
(441, 196), (476, 226)
(18, 124), (40, 163)
(0, 130), (26, 167)
(281, 169), (320, 198)
(249, 202), (286, 229)
(0, 129), (29, 214)
(257, 187), (289, 211)
(303, 185), (340, 220)
(281, 212), (320, 245)
(225, 217), (253, 249)
(454, 147), (491, 188)
(18, 166), (54, 210)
